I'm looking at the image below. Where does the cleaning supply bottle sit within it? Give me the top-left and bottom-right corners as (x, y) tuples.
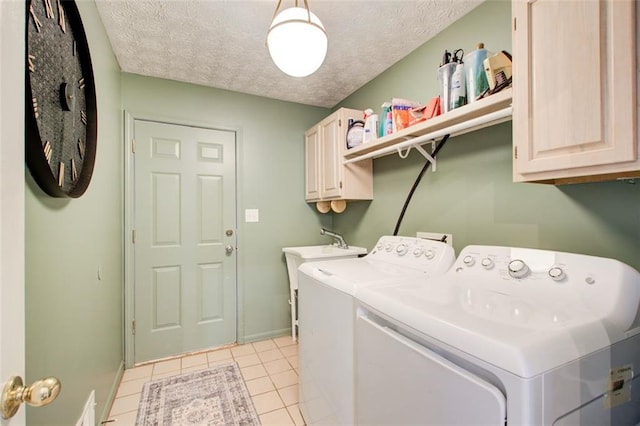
(363, 108), (378, 144)
(450, 49), (466, 110)
(437, 50), (456, 114)
(465, 42), (490, 103)
(380, 102), (393, 137)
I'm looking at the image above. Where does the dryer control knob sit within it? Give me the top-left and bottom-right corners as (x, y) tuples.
(463, 255), (475, 267)
(385, 243), (393, 252)
(413, 247), (424, 257)
(481, 258), (494, 269)
(508, 259), (530, 279)
(376, 243), (384, 251)
(548, 267), (566, 281)
(424, 249), (435, 260)
(396, 244), (408, 256)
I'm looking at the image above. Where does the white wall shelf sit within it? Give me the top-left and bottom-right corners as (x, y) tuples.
(343, 87), (513, 165)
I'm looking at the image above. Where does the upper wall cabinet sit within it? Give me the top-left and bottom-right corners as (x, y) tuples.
(512, 0), (639, 183)
(305, 108), (373, 202)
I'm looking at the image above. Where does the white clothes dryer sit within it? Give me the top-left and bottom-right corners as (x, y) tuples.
(297, 235), (455, 425)
(355, 245), (640, 425)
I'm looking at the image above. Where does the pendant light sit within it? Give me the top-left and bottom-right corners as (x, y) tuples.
(267, 0), (327, 77)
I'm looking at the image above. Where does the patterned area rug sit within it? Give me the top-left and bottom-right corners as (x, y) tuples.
(135, 362), (260, 425)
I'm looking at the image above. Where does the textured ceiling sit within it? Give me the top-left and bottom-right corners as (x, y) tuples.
(95, 0), (484, 108)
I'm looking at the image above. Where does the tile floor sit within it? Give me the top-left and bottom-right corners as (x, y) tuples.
(106, 335), (303, 425)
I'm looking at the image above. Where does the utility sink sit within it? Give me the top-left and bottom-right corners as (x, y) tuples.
(283, 244), (367, 341)
(283, 245), (367, 260)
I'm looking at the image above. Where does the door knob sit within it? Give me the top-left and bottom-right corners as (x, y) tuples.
(225, 245), (234, 255)
(1, 376), (61, 419)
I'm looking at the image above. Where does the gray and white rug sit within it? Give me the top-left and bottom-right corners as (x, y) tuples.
(135, 362), (260, 425)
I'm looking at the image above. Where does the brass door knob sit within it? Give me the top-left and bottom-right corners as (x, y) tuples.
(1, 376), (61, 419)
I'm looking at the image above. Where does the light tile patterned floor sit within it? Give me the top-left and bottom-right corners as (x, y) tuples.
(107, 335), (303, 425)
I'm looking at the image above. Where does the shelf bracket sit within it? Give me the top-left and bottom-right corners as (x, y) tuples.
(414, 144), (437, 172)
(396, 140), (436, 171)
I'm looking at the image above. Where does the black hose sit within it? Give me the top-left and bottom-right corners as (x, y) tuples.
(392, 134), (450, 236)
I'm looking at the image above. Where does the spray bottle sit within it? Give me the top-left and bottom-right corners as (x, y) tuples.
(450, 49), (466, 110)
(380, 102), (393, 137)
(363, 108), (378, 144)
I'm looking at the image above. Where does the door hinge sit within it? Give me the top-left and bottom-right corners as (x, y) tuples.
(132, 320), (136, 335)
(132, 229), (136, 244)
(338, 119), (341, 127)
(132, 139), (136, 154)
(514, 146), (518, 159)
(340, 181), (343, 189)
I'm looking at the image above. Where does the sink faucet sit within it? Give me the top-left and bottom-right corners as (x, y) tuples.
(320, 228), (348, 249)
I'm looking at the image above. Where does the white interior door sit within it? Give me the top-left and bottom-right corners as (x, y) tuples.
(1, 0), (26, 423)
(133, 119), (237, 364)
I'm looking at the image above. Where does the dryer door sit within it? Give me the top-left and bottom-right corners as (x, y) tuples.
(356, 313), (506, 425)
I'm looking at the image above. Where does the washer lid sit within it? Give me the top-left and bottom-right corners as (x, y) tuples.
(299, 257), (433, 295)
(356, 245), (640, 378)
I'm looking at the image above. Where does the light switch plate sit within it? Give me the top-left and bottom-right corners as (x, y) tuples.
(245, 209), (259, 223)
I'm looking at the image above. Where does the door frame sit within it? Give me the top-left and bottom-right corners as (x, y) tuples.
(123, 111), (242, 368)
(1, 0), (26, 423)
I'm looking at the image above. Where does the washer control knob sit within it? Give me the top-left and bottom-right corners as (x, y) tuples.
(376, 243), (384, 251)
(413, 247), (424, 257)
(508, 259), (530, 279)
(548, 267), (566, 281)
(385, 243), (393, 252)
(463, 256), (475, 267)
(481, 258), (494, 269)
(424, 250), (435, 260)
(396, 244), (408, 256)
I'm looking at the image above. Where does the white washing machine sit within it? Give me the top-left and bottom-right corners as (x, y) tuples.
(297, 235), (455, 425)
(355, 245), (640, 425)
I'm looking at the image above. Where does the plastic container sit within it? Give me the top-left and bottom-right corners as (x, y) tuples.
(437, 62), (456, 114)
(380, 102), (393, 137)
(450, 61), (466, 110)
(346, 119), (365, 149)
(465, 43), (491, 103)
(363, 109), (378, 144)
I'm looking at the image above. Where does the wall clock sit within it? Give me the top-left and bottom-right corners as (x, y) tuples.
(25, 0), (97, 198)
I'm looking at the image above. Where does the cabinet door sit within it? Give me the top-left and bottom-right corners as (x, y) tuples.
(513, 0), (636, 181)
(305, 126), (321, 201)
(320, 113), (343, 199)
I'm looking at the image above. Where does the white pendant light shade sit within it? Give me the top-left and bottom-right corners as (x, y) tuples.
(267, 7), (327, 77)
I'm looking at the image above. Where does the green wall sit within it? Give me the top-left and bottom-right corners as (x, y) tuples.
(335, 1), (640, 270)
(121, 74), (331, 342)
(25, 1), (123, 424)
(20, 2), (640, 425)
